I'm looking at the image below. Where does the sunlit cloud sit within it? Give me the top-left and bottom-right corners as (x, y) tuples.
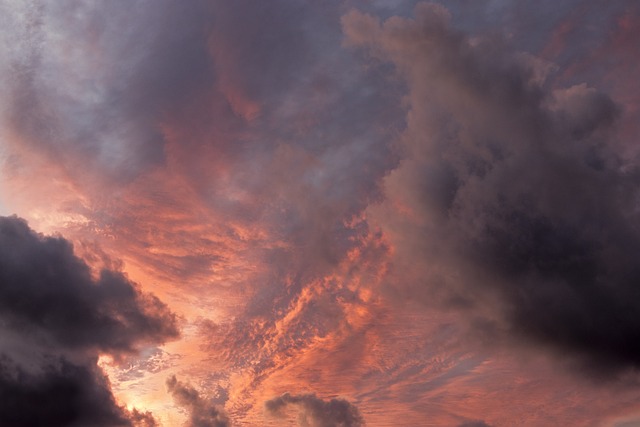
(1, 1), (639, 426)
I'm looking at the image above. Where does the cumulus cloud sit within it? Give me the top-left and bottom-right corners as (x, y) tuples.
(265, 392), (364, 427)
(343, 2), (640, 373)
(0, 215), (178, 426)
(167, 376), (230, 427)
(128, 409), (159, 427)
(0, 215), (178, 354)
(0, 356), (130, 427)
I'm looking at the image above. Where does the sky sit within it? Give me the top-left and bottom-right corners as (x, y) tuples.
(0, 1), (639, 426)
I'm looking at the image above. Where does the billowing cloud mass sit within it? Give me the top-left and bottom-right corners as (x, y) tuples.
(1, 1), (640, 426)
(265, 392), (364, 427)
(167, 376), (230, 427)
(0, 216), (178, 354)
(343, 3), (640, 373)
(0, 357), (130, 427)
(0, 216), (177, 426)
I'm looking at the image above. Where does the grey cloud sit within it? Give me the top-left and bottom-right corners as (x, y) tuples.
(265, 392), (364, 427)
(2, 0), (401, 279)
(344, 3), (640, 373)
(0, 355), (130, 427)
(128, 409), (158, 427)
(0, 215), (179, 354)
(0, 0), (217, 182)
(167, 376), (230, 427)
(0, 215), (179, 426)
(0, 355), (159, 427)
(207, 0), (311, 106)
(0, 0), (343, 186)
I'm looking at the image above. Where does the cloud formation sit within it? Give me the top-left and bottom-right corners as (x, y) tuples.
(0, 215), (178, 354)
(167, 376), (230, 427)
(0, 0), (219, 183)
(0, 215), (178, 426)
(2, 0), (640, 425)
(344, 2), (640, 373)
(0, 356), (130, 427)
(265, 392), (364, 427)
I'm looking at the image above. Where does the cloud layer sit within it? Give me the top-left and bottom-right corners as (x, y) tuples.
(1, 1), (640, 426)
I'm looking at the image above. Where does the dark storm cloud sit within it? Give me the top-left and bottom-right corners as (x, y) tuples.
(0, 216), (178, 426)
(0, 355), (130, 427)
(344, 3), (640, 373)
(166, 376), (230, 427)
(265, 392), (364, 427)
(0, 215), (178, 353)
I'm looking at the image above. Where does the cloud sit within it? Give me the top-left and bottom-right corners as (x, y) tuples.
(0, 0), (400, 307)
(458, 421), (492, 427)
(0, 215), (179, 426)
(0, 0), (218, 183)
(2, 1), (400, 419)
(3, 0), (640, 425)
(0, 355), (130, 427)
(0, 215), (178, 354)
(128, 409), (159, 427)
(265, 392), (364, 427)
(343, 2), (640, 373)
(167, 376), (230, 427)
